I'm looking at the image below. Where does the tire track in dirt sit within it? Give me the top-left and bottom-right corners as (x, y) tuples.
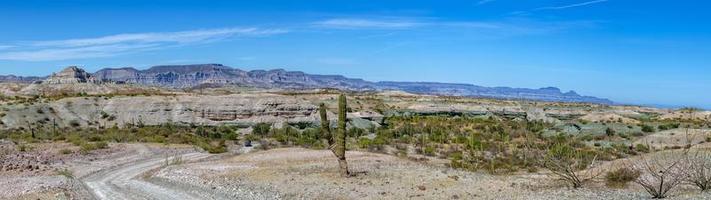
(81, 152), (212, 200)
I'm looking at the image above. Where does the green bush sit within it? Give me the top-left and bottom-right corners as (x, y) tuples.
(605, 167), (641, 188)
(605, 127), (616, 136)
(252, 123), (271, 136)
(657, 123), (680, 131)
(635, 144), (650, 153)
(18, 144), (28, 152)
(244, 134), (260, 142)
(145, 135), (167, 143)
(80, 143), (96, 154)
(641, 125), (656, 133)
(357, 137), (372, 149)
(423, 145), (436, 156)
(57, 168), (74, 179)
(222, 131), (238, 140)
(197, 140), (227, 154)
(95, 141), (109, 149)
(59, 149), (73, 154)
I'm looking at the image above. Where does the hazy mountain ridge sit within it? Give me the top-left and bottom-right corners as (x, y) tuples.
(0, 75), (44, 84)
(1, 64), (613, 104)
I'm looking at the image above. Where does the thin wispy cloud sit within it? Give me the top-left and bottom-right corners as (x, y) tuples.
(0, 28), (287, 61)
(315, 18), (505, 30)
(313, 19), (423, 29)
(314, 17), (594, 37)
(535, 0), (609, 10)
(476, 0), (496, 5)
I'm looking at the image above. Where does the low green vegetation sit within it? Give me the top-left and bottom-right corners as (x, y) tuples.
(56, 168), (74, 179)
(641, 124), (656, 133)
(605, 167), (641, 188)
(1, 124), (235, 154)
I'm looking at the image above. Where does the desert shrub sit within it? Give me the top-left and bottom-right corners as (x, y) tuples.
(198, 140), (227, 154)
(541, 143), (600, 189)
(658, 123), (680, 131)
(145, 135), (167, 143)
(252, 123), (271, 136)
(347, 127), (366, 137)
(605, 167), (641, 188)
(57, 168), (74, 179)
(87, 135), (103, 142)
(17, 144), (28, 152)
(619, 133), (631, 139)
(635, 143), (651, 153)
(293, 128), (324, 149)
(580, 134), (595, 141)
(449, 152), (465, 168)
(606, 127), (616, 137)
(423, 145), (436, 156)
(394, 143), (408, 157)
(78, 141), (108, 153)
(79, 143), (96, 154)
(257, 139), (272, 150)
(222, 130), (238, 141)
(683, 150), (711, 191)
(244, 134), (260, 142)
(66, 134), (85, 146)
(357, 137), (373, 149)
(94, 141), (109, 149)
(59, 149), (73, 154)
(641, 125), (656, 133)
(164, 154), (184, 166)
(631, 151), (686, 199)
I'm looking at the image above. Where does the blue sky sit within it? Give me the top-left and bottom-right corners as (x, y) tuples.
(0, 0), (709, 108)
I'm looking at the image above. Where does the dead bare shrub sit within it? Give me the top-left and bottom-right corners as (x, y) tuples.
(683, 150), (711, 191)
(541, 143), (601, 189)
(631, 151), (687, 199)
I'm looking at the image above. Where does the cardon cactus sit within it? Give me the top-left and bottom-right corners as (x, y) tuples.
(319, 103), (333, 150)
(335, 94), (350, 177)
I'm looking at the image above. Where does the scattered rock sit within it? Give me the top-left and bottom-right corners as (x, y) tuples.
(417, 185), (427, 191)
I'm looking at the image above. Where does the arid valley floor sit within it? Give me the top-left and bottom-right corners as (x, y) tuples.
(1, 68), (711, 200)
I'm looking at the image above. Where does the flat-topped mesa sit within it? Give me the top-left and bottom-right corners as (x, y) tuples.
(43, 66), (100, 84)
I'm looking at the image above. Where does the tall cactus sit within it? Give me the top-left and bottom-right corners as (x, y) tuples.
(335, 94), (350, 177)
(319, 103), (333, 150)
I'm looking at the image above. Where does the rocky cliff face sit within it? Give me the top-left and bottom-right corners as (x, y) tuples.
(93, 64), (376, 90)
(0, 94), (320, 129)
(43, 66), (97, 84)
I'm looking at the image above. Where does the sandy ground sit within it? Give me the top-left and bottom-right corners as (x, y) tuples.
(5, 141), (711, 200)
(0, 141), (202, 200)
(634, 128), (711, 149)
(82, 152), (212, 200)
(153, 148), (711, 200)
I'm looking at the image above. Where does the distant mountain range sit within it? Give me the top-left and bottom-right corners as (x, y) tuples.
(0, 64), (613, 104)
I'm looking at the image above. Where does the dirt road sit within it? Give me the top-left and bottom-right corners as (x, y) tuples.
(81, 152), (212, 200)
